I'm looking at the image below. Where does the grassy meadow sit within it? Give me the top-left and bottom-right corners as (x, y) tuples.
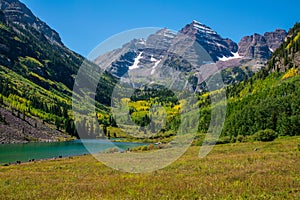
(0, 137), (299, 199)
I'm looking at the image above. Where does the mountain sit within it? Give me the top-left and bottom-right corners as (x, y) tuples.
(93, 21), (300, 142)
(95, 20), (241, 78)
(94, 20), (287, 90)
(94, 29), (180, 78)
(180, 20), (238, 62)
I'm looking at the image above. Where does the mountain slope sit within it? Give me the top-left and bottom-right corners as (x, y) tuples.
(0, 0), (119, 142)
(0, 0), (82, 90)
(198, 23), (300, 139)
(180, 20), (238, 62)
(0, 0), (62, 46)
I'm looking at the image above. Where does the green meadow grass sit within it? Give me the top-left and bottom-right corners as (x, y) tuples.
(0, 137), (299, 199)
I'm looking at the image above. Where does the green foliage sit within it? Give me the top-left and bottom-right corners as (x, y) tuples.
(253, 129), (278, 142)
(197, 23), (300, 139)
(226, 74), (300, 137)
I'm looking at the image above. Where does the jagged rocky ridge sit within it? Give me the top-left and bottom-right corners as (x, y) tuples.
(238, 29), (287, 59)
(94, 20), (287, 88)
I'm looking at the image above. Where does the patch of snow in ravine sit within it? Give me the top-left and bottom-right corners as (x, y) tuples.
(129, 52), (143, 70)
(218, 52), (243, 62)
(150, 56), (157, 62)
(151, 59), (161, 75)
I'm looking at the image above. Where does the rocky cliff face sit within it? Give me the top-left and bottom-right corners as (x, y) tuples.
(238, 33), (272, 59)
(94, 30), (175, 78)
(95, 21), (243, 78)
(238, 29), (287, 59)
(264, 29), (287, 51)
(0, 0), (63, 46)
(95, 21), (288, 79)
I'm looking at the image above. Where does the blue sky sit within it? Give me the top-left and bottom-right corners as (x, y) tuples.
(21, 0), (299, 57)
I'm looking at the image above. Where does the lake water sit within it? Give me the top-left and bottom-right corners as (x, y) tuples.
(0, 139), (146, 164)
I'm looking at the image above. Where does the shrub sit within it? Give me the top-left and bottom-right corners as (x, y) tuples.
(253, 129), (278, 142)
(217, 136), (232, 144)
(236, 135), (245, 142)
(141, 146), (148, 151)
(147, 144), (155, 150)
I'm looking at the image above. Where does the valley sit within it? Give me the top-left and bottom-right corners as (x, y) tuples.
(0, 0), (299, 198)
(0, 0), (298, 145)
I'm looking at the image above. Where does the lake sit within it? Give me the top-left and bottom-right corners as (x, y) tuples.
(0, 139), (146, 164)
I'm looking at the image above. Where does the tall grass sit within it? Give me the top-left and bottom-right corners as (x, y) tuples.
(0, 137), (299, 199)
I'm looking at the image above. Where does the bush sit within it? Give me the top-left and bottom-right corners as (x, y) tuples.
(253, 129), (278, 142)
(217, 136), (232, 144)
(236, 135), (245, 142)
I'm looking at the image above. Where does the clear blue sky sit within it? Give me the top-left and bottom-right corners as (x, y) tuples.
(21, 0), (299, 57)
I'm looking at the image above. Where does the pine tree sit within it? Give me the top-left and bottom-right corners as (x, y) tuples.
(0, 95), (3, 105)
(55, 117), (61, 131)
(102, 125), (107, 137)
(22, 110), (25, 121)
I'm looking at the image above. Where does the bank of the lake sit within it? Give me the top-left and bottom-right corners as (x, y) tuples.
(0, 139), (147, 164)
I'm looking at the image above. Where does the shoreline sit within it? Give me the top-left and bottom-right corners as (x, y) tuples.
(1, 153), (87, 166)
(0, 139), (150, 166)
(0, 137), (76, 145)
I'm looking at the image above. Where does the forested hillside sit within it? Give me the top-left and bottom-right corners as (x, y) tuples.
(197, 22), (300, 143)
(0, 3), (117, 142)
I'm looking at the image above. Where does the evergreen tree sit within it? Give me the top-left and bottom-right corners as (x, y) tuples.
(55, 117), (61, 131)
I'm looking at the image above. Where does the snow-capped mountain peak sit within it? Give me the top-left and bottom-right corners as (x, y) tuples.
(180, 21), (238, 61)
(191, 20), (217, 35)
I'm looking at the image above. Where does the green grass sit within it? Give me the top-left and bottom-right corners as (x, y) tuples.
(0, 137), (299, 199)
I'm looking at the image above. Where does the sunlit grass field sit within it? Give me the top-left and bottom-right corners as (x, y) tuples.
(0, 137), (299, 199)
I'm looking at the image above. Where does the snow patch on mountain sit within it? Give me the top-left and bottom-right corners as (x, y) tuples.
(129, 52), (143, 70)
(218, 52), (243, 61)
(151, 59), (161, 75)
(150, 56), (157, 62)
(138, 39), (146, 45)
(164, 32), (176, 39)
(192, 20), (217, 35)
